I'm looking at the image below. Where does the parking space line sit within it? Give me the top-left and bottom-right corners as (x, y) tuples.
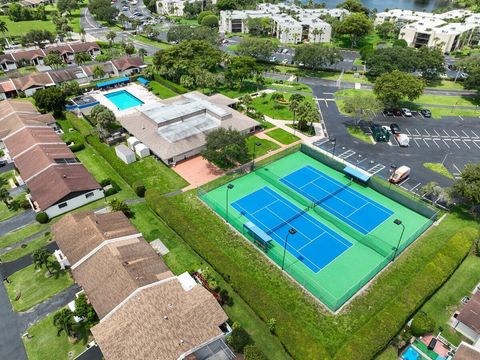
(461, 130), (470, 138)
(367, 164), (386, 174)
(452, 164), (462, 175)
(398, 178), (409, 186)
(473, 141), (480, 149)
(338, 149), (355, 159)
(442, 139), (450, 148)
(422, 139), (430, 147)
(424, 129), (430, 136)
(415, 129), (421, 136)
(463, 140), (471, 149)
(432, 139), (441, 148)
(413, 138), (420, 147)
(452, 130), (460, 137)
(452, 139), (461, 149)
(405, 128), (412, 135)
(471, 130), (479, 138)
(443, 129), (450, 137)
(355, 158), (368, 165)
(434, 129), (441, 137)
(410, 183), (422, 192)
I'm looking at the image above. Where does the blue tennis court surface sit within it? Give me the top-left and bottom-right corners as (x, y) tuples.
(232, 186), (352, 272)
(280, 165), (393, 234)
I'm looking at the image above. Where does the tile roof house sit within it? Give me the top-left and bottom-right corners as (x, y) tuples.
(453, 291), (480, 343)
(0, 100), (102, 218)
(11, 72), (55, 97)
(453, 342), (480, 359)
(111, 56), (147, 77)
(52, 211), (233, 360)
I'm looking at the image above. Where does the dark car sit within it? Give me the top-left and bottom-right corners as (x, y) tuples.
(420, 109), (432, 118)
(390, 123), (401, 134)
(383, 109), (394, 116)
(370, 124), (390, 142)
(0, 160), (7, 167)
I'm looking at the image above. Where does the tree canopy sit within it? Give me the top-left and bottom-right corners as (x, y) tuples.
(44, 51), (64, 70)
(336, 13), (373, 48)
(343, 92), (383, 122)
(22, 30), (55, 48)
(457, 55), (480, 93)
(225, 56), (262, 90)
(235, 37), (278, 61)
(57, 0), (79, 14)
(167, 25), (219, 44)
(202, 128), (249, 169)
(373, 70), (425, 107)
(246, 17), (272, 36)
(293, 44), (343, 69)
(88, 0), (118, 23)
(453, 163), (480, 208)
(336, 0), (369, 14)
(201, 14), (219, 28)
(33, 87), (66, 116)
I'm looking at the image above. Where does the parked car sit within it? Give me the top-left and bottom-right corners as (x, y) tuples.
(282, 48), (289, 54)
(383, 109), (394, 116)
(393, 108), (402, 116)
(390, 123), (401, 134)
(371, 123), (390, 142)
(401, 108), (412, 117)
(281, 59), (288, 64)
(420, 109), (432, 118)
(0, 160), (7, 167)
(389, 166), (410, 183)
(270, 56), (277, 62)
(395, 133), (410, 147)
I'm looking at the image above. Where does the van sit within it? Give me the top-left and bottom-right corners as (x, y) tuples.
(389, 166), (410, 184)
(395, 133), (409, 147)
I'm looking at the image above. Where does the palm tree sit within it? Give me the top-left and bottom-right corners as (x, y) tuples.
(106, 31), (116, 47)
(289, 94), (305, 128)
(138, 48), (147, 61)
(92, 65), (106, 79)
(53, 309), (77, 338)
(79, 27), (86, 42)
(74, 51), (91, 65)
(312, 28), (324, 43)
(0, 188), (11, 207)
(117, 13), (129, 30)
(32, 248), (52, 275)
(0, 20), (8, 38)
(143, 65), (155, 80)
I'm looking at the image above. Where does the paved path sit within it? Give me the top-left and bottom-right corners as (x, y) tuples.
(0, 210), (36, 237)
(264, 116), (325, 143)
(18, 284), (82, 333)
(1, 242), (58, 278)
(0, 229), (49, 257)
(8, 185), (26, 196)
(0, 283), (27, 360)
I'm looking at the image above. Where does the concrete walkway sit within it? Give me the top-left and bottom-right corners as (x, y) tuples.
(264, 116), (325, 143)
(1, 242), (58, 278)
(0, 210), (36, 237)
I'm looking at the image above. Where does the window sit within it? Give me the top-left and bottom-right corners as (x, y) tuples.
(85, 192), (94, 198)
(58, 202), (68, 209)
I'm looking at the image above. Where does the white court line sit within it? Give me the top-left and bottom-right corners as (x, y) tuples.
(345, 203), (368, 219)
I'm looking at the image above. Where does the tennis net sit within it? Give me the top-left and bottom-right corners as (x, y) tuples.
(266, 204), (311, 235)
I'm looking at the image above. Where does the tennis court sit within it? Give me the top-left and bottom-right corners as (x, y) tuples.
(232, 186), (352, 272)
(200, 150), (435, 311)
(280, 165), (393, 235)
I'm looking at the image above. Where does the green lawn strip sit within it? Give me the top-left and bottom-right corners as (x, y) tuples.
(0, 15), (55, 37)
(246, 136), (280, 158)
(146, 184), (478, 360)
(0, 233), (53, 263)
(128, 202), (292, 360)
(269, 82), (312, 93)
(85, 135), (188, 193)
(75, 146), (136, 201)
(417, 94), (479, 107)
(0, 223), (50, 250)
(265, 128), (300, 145)
(6, 263), (74, 312)
(426, 80), (465, 91)
(374, 346), (398, 360)
(346, 126), (374, 144)
(0, 192), (27, 222)
(423, 163), (455, 180)
(132, 35), (173, 49)
(149, 80), (178, 99)
(23, 308), (92, 360)
(251, 92), (316, 120)
(429, 107), (480, 119)
(419, 255), (480, 345)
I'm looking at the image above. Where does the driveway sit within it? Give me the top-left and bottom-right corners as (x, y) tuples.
(311, 85), (480, 196)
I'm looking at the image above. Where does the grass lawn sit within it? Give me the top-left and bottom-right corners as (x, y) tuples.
(429, 107), (480, 119)
(347, 126), (374, 144)
(419, 255), (480, 346)
(265, 128), (300, 145)
(128, 202), (292, 360)
(149, 80), (178, 99)
(246, 136), (280, 158)
(0, 223), (50, 251)
(1, 15), (55, 37)
(23, 308), (92, 360)
(133, 35), (173, 49)
(6, 262), (74, 312)
(417, 94), (480, 107)
(0, 192), (27, 222)
(251, 92), (316, 120)
(1, 232), (53, 263)
(423, 163), (455, 180)
(375, 346), (398, 360)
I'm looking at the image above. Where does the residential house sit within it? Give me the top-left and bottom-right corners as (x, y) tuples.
(111, 56), (147, 77)
(19, 0), (53, 7)
(118, 91), (259, 165)
(0, 100), (102, 218)
(11, 72), (55, 97)
(0, 80), (17, 100)
(453, 342), (480, 359)
(156, 0), (217, 17)
(452, 291), (480, 343)
(52, 211), (233, 360)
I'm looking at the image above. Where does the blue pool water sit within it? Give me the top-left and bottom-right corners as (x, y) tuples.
(402, 346), (422, 360)
(105, 90), (144, 110)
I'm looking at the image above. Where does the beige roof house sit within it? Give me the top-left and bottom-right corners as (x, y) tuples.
(118, 91), (259, 164)
(453, 342), (480, 360)
(91, 276), (229, 360)
(457, 291), (480, 335)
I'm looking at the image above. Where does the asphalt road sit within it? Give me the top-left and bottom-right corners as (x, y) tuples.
(0, 283), (27, 360)
(311, 85), (480, 197)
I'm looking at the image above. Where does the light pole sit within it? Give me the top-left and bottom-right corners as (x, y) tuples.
(392, 219), (405, 262)
(389, 164), (397, 189)
(251, 141), (262, 171)
(281, 228), (297, 271)
(225, 184), (234, 223)
(329, 137), (336, 157)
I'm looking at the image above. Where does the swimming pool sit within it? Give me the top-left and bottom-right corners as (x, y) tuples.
(105, 90), (144, 110)
(403, 346), (423, 360)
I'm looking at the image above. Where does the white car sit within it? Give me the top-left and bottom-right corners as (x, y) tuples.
(281, 59), (288, 64)
(401, 108), (412, 117)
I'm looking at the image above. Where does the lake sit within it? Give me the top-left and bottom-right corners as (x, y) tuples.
(316, 0), (453, 12)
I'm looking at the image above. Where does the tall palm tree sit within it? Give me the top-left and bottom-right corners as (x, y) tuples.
(138, 48), (147, 61)
(106, 31), (116, 47)
(32, 248), (52, 274)
(312, 28), (324, 43)
(0, 188), (11, 207)
(92, 65), (106, 79)
(79, 27), (86, 42)
(0, 20), (8, 38)
(53, 309), (77, 338)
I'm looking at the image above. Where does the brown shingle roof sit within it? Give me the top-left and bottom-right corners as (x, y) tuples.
(11, 49), (45, 62)
(111, 56), (145, 71)
(52, 211), (140, 265)
(0, 80), (16, 93)
(26, 164), (100, 209)
(0, 99), (37, 118)
(69, 42), (100, 53)
(458, 291), (480, 333)
(3, 126), (61, 157)
(0, 100), (54, 139)
(0, 54), (15, 64)
(12, 72), (54, 91)
(72, 238), (172, 318)
(91, 278), (228, 360)
(453, 343), (480, 360)
(82, 62), (114, 76)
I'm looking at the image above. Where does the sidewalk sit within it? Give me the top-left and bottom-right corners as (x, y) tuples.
(264, 116), (325, 143)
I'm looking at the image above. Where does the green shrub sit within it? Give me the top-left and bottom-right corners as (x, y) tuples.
(110, 180), (121, 192)
(410, 312), (435, 336)
(476, 240), (480, 257)
(228, 323), (252, 353)
(104, 187), (118, 197)
(244, 345), (268, 360)
(267, 318), (276, 334)
(133, 182), (146, 197)
(99, 178), (112, 187)
(69, 143), (85, 152)
(36, 212), (49, 224)
(18, 198), (31, 210)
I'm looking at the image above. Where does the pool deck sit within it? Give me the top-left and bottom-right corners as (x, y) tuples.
(90, 83), (160, 118)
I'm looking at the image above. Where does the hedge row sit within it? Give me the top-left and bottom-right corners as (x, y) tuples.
(153, 74), (188, 94)
(334, 227), (477, 360)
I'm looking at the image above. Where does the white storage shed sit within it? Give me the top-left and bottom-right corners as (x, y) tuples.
(134, 143), (150, 158)
(115, 144), (136, 164)
(127, 136), (140, 150)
